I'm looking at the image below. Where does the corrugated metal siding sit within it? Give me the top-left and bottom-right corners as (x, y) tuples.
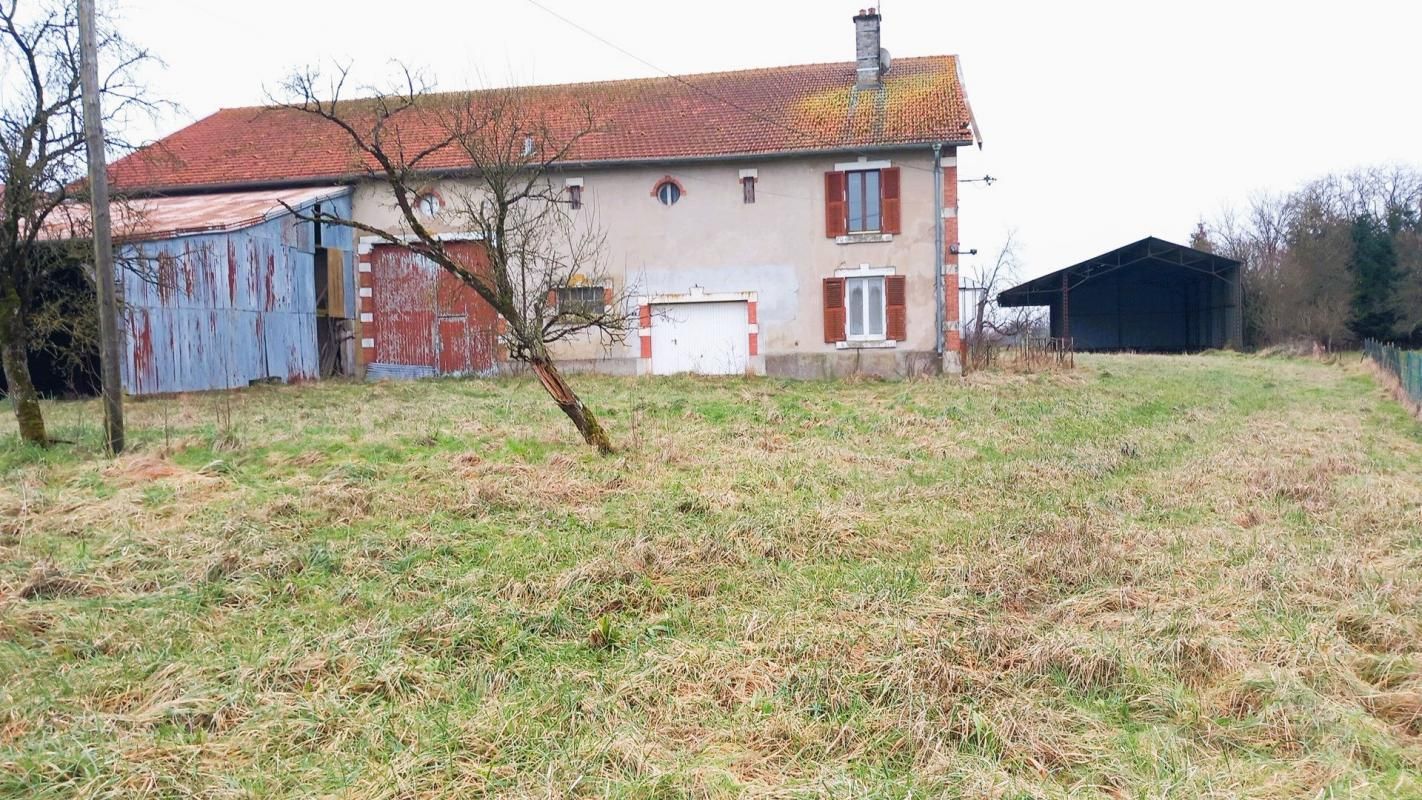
(365, 363), (438, 381)
(118, 194), (353, 395)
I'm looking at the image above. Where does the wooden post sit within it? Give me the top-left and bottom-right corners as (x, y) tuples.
(79, 0), (125, 454)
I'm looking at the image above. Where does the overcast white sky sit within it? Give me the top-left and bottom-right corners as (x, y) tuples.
(115, 0), (1420, 281)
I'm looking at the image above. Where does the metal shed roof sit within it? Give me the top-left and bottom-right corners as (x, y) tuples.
(41, 186), (350, 243)
(1000, 237), (1242, 307)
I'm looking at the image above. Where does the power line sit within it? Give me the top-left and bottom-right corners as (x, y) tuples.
(521, 0), (957, 176)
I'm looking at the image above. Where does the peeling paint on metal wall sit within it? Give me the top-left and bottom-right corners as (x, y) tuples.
(117, 195), (353, 395)
(370, 245), (438, 369)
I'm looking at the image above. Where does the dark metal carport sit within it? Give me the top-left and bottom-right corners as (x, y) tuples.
(999, 237), (1243, 352)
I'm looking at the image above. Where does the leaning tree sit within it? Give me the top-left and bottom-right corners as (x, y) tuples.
(0, 0), (156, 444)
(278, 66), (632, 454)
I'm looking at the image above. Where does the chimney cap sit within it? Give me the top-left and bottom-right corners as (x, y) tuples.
(854, 7), (880, 19)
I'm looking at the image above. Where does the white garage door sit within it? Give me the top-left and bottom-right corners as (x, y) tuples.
(650, 301), (749, 376)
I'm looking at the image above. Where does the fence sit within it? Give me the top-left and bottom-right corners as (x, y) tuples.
(1364, 338), (1422, 406)
(967, 336), (1075, 373)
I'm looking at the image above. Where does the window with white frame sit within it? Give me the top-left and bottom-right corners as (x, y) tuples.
(656, 180), (681, 206)
(845, 170), (882, 233)
(845, 275), (886, 340)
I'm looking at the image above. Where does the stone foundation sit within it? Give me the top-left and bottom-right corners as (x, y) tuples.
(764, 350), (941, 380)
(508, 350), (954, 381)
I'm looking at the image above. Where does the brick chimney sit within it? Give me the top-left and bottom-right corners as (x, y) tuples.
(854, 8), (884, 88)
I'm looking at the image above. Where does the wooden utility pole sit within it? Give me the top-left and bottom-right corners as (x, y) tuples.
(78, 0), (125, 454)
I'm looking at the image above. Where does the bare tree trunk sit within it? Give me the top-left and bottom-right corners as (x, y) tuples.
(0, 301), (46, 445)
(528, 357), (613, 455)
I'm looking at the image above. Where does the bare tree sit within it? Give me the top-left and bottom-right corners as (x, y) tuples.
(962, 232), (1041, 366)
(1203, 166), (1422, 349)
(277, 66), (632, 454)
(0, 0), (157, 444)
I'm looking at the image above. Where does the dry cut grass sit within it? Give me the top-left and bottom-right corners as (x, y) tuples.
(1, 353), (1420, 798)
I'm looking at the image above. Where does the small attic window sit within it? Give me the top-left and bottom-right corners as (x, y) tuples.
(653, 177), (683, 206)
(415, 193), (441, 218)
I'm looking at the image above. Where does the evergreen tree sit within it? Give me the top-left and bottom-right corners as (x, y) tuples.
(1189, 221), (1215, 253)
(1347, 212), (1401, 342)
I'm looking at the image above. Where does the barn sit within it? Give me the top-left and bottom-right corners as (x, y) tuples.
(32, 189), (511, 396)
(107, 188), (365, 394)
(999, 237), (1243, 352)
(37, 187), (363, 395)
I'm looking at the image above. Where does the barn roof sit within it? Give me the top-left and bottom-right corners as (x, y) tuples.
(108, 55), (980, 193)
(40, 186), (350, 242)
(1000, 237), (1242, 307)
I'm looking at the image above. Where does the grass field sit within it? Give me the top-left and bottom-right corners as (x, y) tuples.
(2, 354), (1421, 798)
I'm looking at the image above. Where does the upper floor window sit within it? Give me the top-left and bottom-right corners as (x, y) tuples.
(567, 184), (583, 210)
(739, 168), (759, 205)
(846, 170), (881, 232)
(825, 166), (901, 238)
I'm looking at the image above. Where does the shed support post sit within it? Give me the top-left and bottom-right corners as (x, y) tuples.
(1060, 272), (1070, 340)
(1229, 265), (1244, 349)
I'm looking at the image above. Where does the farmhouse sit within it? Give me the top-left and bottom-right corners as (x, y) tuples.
(999, 237), (1244, 353)
(105, 8), (980, 389)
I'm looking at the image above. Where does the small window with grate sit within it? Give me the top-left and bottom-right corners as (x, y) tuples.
(742, 176), (756, 204)
(556, 285), (606, 317)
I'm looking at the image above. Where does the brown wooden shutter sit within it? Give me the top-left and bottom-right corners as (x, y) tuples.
(325, 249), (346, 318)
(885, 274), (907, 341)
(825, 171), (848, 237)
(823, 277), (846, 342)
(880, 167), (902, 234)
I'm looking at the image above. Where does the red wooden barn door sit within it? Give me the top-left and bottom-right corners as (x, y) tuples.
(435, 241), (496, 375)
(370, 245), (437, 371)
(370, 240), (497, 376)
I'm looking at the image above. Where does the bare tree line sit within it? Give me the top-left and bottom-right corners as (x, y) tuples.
(1199, 165), (1422, 349)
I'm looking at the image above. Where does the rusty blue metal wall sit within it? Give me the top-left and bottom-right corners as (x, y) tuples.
(118, 194), (353, 395)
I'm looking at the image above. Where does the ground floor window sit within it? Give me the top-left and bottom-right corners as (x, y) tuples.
(555, 285), (607, 318)
(846, 275), (886, 340)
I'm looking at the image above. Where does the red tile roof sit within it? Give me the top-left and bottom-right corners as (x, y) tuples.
(110, 56), (978, 192)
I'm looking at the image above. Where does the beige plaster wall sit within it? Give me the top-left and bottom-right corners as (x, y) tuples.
(350, 148), (951, 375)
